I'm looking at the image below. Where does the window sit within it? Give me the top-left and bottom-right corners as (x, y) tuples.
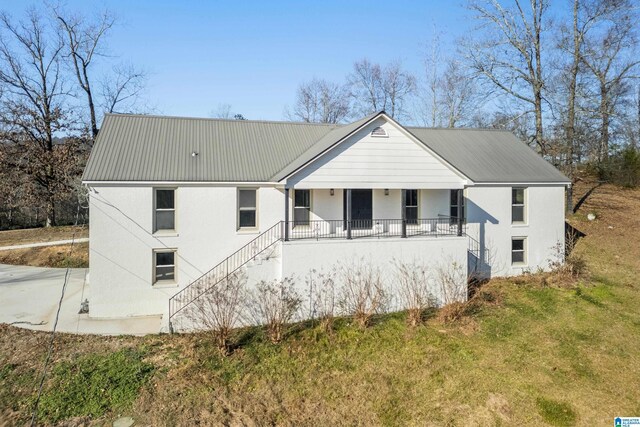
(238, 189), (257, 229)
(404, 189), (418, 225)
(512, 187), (526, 223)
(154, 250), (176, 284)
(294, 189), (310, 226)
(154, 189), (175, 232)
(511, 238), (526, 265)
(450, 189), (465, 224)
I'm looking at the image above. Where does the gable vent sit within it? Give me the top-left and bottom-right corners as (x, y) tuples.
(370, 126), (388, 137)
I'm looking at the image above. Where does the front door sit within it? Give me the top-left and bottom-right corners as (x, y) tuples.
(343, 189), (373, 229)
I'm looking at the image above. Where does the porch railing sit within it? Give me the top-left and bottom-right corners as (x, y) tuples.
(287, 217), (462, 240)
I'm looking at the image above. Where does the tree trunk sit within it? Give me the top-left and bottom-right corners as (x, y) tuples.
(599, 81), (610, 163)
(535, 89), (545, 155)
(565, 0), (579, 214)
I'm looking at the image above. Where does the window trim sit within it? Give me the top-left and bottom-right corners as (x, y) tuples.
(153, 187), (176, 233)
(293, 189), (312, 227)
(511, 187), (527, 224)
(237, 188), (259, 231)
(153, 248), (177, 285)
(511, 237), (527, 266)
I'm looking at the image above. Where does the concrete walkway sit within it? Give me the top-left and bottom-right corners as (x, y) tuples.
(0, 238), (90, 251)
(0, 264), (161, 335)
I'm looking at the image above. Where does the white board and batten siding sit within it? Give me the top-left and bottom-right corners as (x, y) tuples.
(287, 118), (467, 190)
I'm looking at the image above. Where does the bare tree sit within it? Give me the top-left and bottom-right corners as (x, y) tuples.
(55, 7), (114, 139)
(337, 259), (387, 328)
(288, 78), (351, 123)
(580, 0), (639, 163)
(466, 0), (549, 153)
(100, 63), (147, 115)
(348, 59), (416, 120)
(211, 102), (232, 119)
(393, 259), (435, 327)
(55, 7), (147, 138)
(0, 10), (82, 227)
(182, 271), (248, 354)
(247, 277), (301, 343)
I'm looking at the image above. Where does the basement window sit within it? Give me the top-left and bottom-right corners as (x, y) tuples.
(511, 237), (527, 265)
(154, 188), (175, 232)
(370, 126), (388, 137)
(154, 249), (176, 284)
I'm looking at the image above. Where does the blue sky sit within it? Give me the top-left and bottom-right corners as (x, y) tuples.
(3, 1), (484, 120)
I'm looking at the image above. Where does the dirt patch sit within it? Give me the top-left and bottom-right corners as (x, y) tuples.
(0, 225), (88, 247)
(0, 242), (88, 268)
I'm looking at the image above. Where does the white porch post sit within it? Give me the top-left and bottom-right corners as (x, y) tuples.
(457, 188), (464, 236)
(284, 188), (290, 241)
(401, 189), (407, 238)
(346, 188), (352, 240)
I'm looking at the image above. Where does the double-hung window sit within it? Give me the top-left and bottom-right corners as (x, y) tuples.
(154, 189), (175, 232)
(404, 189), (418, 225)
(512, 188), (526, 223)
(238, 189), (257, 229)
(450, 189), (465, 224)
(154, 250), (176, 284)
(294, 189), (311, 226)
(511, 237), (526, 265)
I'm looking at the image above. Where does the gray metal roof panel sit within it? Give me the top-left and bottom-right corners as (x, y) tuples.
(406, 127), (570, 183)
(83, 113), (569, 184)
(83, 114), (337, 182)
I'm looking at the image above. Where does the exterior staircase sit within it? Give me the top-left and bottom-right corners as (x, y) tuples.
(168, 221), (284, 332)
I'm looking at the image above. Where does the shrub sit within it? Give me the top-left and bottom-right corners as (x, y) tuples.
(308, 268), (338, 332)
(183, 270), (248, 354)
(37, 348), (154, 423)
(337, 259), (388, 328)
(393, 259), (435, 327)
(248, 277), (301, 343)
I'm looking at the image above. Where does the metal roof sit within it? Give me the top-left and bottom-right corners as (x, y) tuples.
(407, 127), (570, 183)
(83, 113), (569, 184)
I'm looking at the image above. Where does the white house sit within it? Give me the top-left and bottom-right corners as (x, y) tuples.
(82, 111), (569, 330)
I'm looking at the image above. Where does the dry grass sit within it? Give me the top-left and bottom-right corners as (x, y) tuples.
(1, 182), (640, 426)
(0, 225), (87, 247)
(0, 242), (88, 268)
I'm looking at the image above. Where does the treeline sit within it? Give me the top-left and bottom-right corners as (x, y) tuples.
(285, 0), (640, 202)
(0, 5), (147, 229)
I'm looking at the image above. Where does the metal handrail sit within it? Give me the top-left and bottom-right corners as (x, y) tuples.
(168, 221), (284, 328)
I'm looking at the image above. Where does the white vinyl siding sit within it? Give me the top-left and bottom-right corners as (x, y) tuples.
(288, 119), (465, 189)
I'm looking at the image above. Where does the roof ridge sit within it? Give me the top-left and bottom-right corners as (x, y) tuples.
(105, 112), (343, 127)
(406, 126), (514, 132)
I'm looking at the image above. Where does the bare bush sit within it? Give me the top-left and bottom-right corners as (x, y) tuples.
(393, 259), (436, 327)
(337, 260), (388, 328)
(435, 261), (467, 305)
(248, 277), (301, 343)
(307, 268), (338, 332)
(547, 239), (587, 283)
(183, 270), (247, 354)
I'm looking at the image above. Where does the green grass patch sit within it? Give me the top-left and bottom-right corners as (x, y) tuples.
(37, 348), (154, 422)
(536, 396), (577, 426)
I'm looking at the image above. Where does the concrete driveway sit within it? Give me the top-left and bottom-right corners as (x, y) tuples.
(0, 264), (161, 335)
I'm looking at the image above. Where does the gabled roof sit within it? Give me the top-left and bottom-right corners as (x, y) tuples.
(407, 128), (570, 183)
(82, 112), (570, 184)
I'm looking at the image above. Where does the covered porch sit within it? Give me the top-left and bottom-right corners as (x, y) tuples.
(283, 187), (465, 241)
